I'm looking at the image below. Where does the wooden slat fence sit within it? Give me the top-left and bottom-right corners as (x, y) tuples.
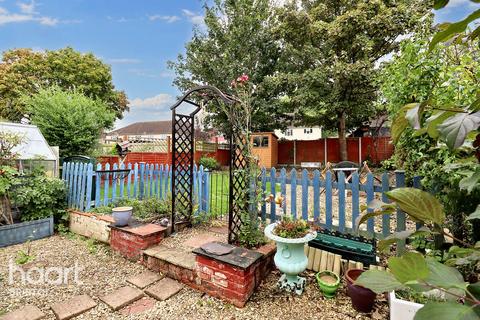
(259, 168), (411, 239)
(62, 162), (210, 214)
(63, 162), (414, 242)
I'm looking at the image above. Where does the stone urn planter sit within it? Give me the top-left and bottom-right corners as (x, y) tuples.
(112, 206), (133, 227)
(264, 222), (317, 294)
(316, 270), (340, 298)
(345, 269), (376, 313)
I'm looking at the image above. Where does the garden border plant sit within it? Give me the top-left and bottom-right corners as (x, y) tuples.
(352, 6), (480, 317)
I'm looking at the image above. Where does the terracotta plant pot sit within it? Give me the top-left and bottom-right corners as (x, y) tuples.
(345, 269), (376, 313)
(316, 270), (340, 299)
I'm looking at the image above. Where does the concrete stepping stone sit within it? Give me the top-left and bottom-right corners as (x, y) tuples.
(145, 277), (184, 301)
(119, 297), (156, 316)
(0, 305), (45, 320)
(127, 270), (163, 289)
(51, 295), (96, 320)
(100, 286), (144, 311)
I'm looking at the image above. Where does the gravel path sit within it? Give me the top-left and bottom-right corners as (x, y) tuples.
(0, 235), (388, 319)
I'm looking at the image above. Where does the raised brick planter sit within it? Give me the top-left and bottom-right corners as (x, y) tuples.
(110, 222), (166, 260)
(193, 242), (276, 308)
(69, 210), (114, 243)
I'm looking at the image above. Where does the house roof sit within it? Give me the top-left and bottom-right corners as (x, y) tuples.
(0, 122), (56, 161)
(108, 120), (172, 136)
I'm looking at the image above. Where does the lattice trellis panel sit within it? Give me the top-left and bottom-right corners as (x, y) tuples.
(172, 113), (194, 227)
(228, 132), (250, 244)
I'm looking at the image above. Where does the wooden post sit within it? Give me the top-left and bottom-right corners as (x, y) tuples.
(301, 169), (308, 220)
(293, 140), (297, 166)
(358, 137), (362, 164)
(139, 162), (145, 199)
(324, 138), (327, 165)
(167, 136), (171, 165)
(270, 167), (277, 221)
(290, 169), (297, 219)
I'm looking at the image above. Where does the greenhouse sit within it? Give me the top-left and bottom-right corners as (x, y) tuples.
(0, 122), (59, 177)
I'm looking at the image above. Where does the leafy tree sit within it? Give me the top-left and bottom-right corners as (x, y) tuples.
(22, 87), (115, 157)
(353, 4), (480, 317)
(168, 0), (282, 133)
(382, 11), (480, 244)
(268, 0), (430, 160)
(0, 47), (128, 121)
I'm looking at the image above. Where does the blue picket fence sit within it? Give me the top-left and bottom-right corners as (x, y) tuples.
(259, 168), (419, 240)
(62, 162), (211, 213)
(62, 161), (416, 241)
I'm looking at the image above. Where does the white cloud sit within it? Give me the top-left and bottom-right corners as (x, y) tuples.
(18, 0), (36, 14)
(182, 9), (204, 25)
(114, 93), (175, 129)
(0, 12), (32, 24)
(107, 58), (141, 64)
(149, 14), (180, 23)
(39, 16), (57, 26)
(129, 93), (175, 109)
(0, 3), (60, 26)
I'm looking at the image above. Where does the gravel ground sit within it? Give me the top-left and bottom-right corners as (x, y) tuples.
(0, 235), (389, 319)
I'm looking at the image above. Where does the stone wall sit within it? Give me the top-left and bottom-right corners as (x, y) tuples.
(69, 211), (113, 243)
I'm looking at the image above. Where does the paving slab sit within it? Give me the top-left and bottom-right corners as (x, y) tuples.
(183, 234), (220, 249)
(51, 295), (96, 320)
(144, 245), (196, 270)
(193, 241), (263, 270)
(145, 278), (184, 301)
(110, 223), (166, 236)
(127, 270), (163, 289)
(119, 297), (156, 316)
(0, 305), (45, 320)
(100, 286), (144, 311)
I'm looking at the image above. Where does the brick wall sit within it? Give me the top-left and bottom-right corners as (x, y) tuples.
(110, 225), (166, 260)
(194, 243), (276, 308)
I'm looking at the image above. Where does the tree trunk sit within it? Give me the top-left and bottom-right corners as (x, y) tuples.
(338, 111), (348, 161)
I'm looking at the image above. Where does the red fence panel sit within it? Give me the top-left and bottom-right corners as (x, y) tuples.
(278, 137), (393, 165)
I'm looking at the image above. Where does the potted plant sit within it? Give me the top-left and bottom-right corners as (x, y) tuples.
(345, 269), (376, 313)
(264, 216), (317, 294)
(316, 270), (340, 298)
(388, 290), (424, 320)
(354, 188), (480, 319)
(112, 206), (133, 227)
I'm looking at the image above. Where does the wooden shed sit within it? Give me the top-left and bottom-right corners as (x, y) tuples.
(251, 132), (278, 169)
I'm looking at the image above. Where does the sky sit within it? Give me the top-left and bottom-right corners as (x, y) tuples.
(0, 0), (479, 130)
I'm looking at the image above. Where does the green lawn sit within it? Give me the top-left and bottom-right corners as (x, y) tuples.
(95, 170), (279, 218)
